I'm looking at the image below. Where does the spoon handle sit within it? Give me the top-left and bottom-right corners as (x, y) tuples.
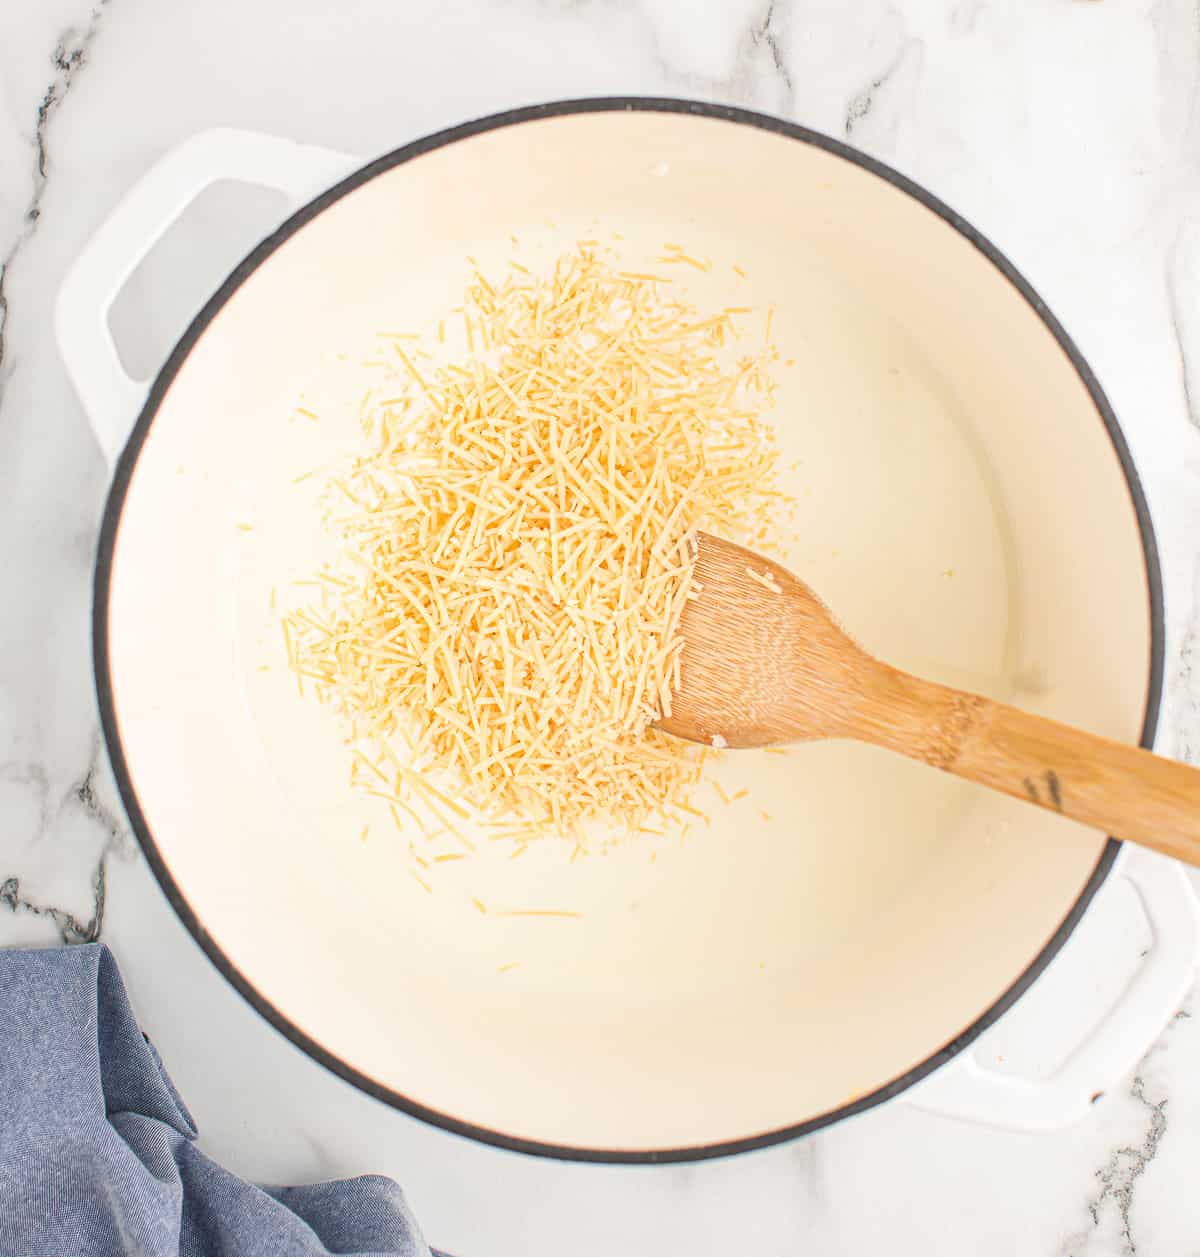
(861, 667), (1200, 864)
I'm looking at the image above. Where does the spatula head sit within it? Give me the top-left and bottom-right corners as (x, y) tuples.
(658, 533), (873, 748)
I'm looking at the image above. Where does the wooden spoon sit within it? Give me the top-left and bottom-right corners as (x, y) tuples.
(658, 533), (1200, 865)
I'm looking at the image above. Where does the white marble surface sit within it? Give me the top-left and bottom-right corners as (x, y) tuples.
(3, 1), (1200, 1253)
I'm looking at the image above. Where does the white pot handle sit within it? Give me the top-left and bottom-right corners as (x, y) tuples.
(56, 127), (359, 466)
(905, 844), (1198, 1130)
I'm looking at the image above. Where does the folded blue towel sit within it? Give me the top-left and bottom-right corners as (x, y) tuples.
(0, 943), (433, 1256)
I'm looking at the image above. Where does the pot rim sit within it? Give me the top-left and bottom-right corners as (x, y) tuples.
(92, 96), (1162, 1164)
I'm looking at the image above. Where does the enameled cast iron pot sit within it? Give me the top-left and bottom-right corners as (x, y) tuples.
(59, 100), (1198, 1162)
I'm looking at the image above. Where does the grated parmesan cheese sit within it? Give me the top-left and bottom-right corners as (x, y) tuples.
(285, 245), (781, 844)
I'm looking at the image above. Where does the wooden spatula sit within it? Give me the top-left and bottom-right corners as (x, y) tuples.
(658, 533), (1200, 864)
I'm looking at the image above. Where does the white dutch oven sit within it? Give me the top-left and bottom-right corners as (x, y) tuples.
(60, 101), (1198, 1161)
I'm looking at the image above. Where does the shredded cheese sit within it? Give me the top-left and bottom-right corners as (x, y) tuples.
(286, 245), (781, 844)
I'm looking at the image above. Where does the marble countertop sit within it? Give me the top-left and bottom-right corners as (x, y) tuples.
(3, 1), (1200, 1253)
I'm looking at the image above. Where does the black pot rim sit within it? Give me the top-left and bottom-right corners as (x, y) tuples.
(93, 96), (1162, 1165)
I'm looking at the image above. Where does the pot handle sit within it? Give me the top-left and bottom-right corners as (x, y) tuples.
(904, 844), (1197, 1131)
(56, 128), (359, 466)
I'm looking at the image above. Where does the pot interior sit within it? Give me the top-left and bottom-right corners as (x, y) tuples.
(102, 107), (1154, 1154)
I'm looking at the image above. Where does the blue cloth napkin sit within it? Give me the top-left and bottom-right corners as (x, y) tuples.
(0, 943), (434, 1256)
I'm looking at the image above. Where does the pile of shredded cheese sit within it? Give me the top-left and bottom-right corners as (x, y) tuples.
(285, 245), (781, 845)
